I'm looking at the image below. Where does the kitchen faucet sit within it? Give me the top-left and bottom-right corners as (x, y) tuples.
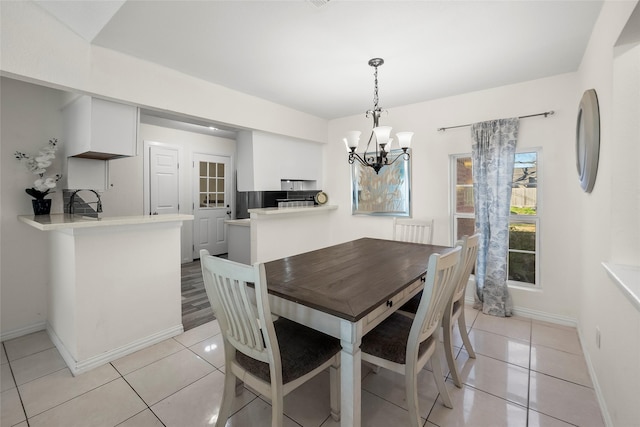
(68, 189), (103, 215)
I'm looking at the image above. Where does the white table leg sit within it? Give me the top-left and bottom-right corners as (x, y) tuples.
(340, 320), (362, 427)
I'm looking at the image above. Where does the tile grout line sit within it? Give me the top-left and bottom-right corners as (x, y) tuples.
(3, 341), (31, 427)
(111, 361), (168, 427)
(254, 394), (304, 427)
(18, 372), (124, 423)
(8, 347), (68, 388)
(455, 319), (531, 411)
(115, 341), (226, 426)
(464, 314), (531, 411)
(525, 320), (585, 426)
(360, 367), (437, 426)
(15, 337), (195, 425)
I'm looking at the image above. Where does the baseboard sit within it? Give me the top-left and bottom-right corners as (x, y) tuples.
(47, 323), (184, 376)
(0, 322), (46, 342)
(577, 326), (613, 427)
(510, 306), (578, 327)
(464, 297), (578, 326)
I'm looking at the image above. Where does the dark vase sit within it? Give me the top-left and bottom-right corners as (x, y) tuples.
(32, 199), (52, 215)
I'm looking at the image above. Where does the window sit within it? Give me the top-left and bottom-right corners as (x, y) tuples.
(199, 161), (225, 208)
(451, 150), (540, 286)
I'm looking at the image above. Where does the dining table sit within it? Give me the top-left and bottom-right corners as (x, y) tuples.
(264, 237), (452, 427)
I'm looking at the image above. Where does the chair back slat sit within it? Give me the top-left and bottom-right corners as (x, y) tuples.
(410, 246), (461, 346)
(200, 252), (272, 363)
(393, 217), (434, 244)
(451, 234), (480, 303)
(223, 275), (262, 350)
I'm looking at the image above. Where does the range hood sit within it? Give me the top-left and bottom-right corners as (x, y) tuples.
(63, 96), (139, 160)
(72, 151), (127, 161)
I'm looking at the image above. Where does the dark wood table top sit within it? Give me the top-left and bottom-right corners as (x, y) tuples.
(264, 237), (452, 322)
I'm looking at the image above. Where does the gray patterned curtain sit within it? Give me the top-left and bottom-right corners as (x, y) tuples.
(471, 118), (519, 317)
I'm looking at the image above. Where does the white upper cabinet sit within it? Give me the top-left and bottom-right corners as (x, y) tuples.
(237, 131), (323, 191)
(63, 96), (138, 160)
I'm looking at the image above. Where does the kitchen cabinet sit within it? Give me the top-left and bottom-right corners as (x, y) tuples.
(63, 95), (138, 160)
(237, 130), (322, 191)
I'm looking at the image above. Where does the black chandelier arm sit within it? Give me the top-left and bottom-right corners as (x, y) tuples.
(385, 149), (411, 167)
(348, 149), (410, 170)
(348, 152), (371, 167)
(349, 151), (384, 168)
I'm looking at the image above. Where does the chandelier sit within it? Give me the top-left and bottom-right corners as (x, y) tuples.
(344, 58), (413, 174)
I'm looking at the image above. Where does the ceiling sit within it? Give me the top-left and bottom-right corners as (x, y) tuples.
(34, 0), (603, 120)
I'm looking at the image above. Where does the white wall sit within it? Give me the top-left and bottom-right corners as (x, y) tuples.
(1, 78), (64, 337)
(0, 1), (328, 144)
(574, 1), (639, 426)
(327, 72), (582, 321)
(251, 210), (337, 263)
(611, 43), (640, 263)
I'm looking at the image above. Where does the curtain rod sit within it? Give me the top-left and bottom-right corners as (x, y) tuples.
(437, 111), (555, 132)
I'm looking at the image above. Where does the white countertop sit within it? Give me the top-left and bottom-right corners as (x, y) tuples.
(249, 205), (338, 216)
(18, 213), (194, 231)
(602, 262), (640, 312)
(225, 219), (251, 226)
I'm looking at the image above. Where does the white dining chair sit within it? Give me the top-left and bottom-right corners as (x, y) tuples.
(442, 233), (480, 387)
(393, 217), (434, 244)
(200, 250), (341, 427)
(397, 234), (480, 388)
(360, 246), (462, 427)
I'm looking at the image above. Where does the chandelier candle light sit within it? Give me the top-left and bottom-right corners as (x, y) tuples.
(344, 58), (413, 174)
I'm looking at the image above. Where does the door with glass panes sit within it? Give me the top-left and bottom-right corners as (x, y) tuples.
(193, 154), (231, 257)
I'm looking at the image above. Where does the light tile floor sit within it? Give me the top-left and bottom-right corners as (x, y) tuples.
(1, 308), (605, 427)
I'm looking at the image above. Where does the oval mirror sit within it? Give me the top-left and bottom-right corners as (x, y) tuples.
(576, 89), (600, 193)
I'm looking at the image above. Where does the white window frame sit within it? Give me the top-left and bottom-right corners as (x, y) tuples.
(450, 148), (542, 287)
(450, 153), (475, 246)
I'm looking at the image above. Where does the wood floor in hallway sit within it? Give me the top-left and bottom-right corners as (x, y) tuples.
(181, 259), (215, 331)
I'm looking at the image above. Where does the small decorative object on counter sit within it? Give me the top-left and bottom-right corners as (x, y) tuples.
(15, 138), (62, 215)
(314, 191), (328, 205)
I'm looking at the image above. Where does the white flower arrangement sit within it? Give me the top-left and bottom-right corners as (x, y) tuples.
(15, 138), (62, 199)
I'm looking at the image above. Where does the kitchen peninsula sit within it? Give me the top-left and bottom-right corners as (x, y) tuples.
(249, 204), (338, 263)
(18, 213), (193, 375)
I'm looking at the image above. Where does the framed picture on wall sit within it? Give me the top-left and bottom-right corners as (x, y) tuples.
(351, 151), (411, 216)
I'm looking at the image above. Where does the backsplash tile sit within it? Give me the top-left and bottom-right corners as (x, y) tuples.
(62, 190), (99, 218)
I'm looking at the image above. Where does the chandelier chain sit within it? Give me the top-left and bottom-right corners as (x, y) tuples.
(373, 65), (379, 110)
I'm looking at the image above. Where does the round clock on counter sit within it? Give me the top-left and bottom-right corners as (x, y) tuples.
(314, 191), (328, 205)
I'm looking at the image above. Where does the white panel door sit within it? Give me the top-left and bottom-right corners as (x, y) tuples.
(150, 146), (179, 215)
(193, 154), (231, 257)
